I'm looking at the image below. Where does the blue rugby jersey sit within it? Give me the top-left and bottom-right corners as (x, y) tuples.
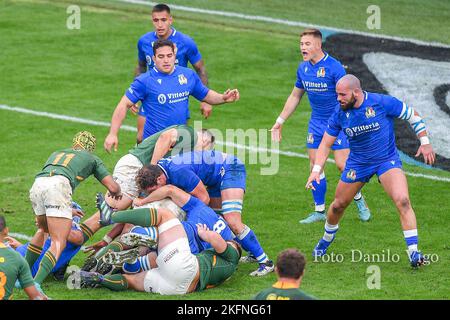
(295, 52), (346, 121)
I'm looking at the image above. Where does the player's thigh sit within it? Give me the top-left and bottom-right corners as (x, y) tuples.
(333, 149), (350, 172)
(221, 188), (245, 228)
(378, 168), (410, 204)
(209, 197), (222, 210)
(35, 215), (49, 233)
(333, 180), (365, 208)
(105, 192), (132, 210)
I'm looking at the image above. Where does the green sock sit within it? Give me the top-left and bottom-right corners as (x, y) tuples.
(80, 223), (94, 244)
(95, 241), (124, 260)
(112, 207), (158, 227)
(25, 244), (43, 268)
(100, 274), (128, 291)
(34, 251), (57, 284)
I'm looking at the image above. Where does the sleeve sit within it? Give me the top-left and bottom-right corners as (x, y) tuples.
(181, 195), (202, 212)
(137, 38), (146, 63)
(93, 156), (110, 182)
(190, 72), (209, 101)
(17, 255), (35, 289)
(294, 64), (304, 89)
(380, 94), (404, 118)
(325, 111), (342, 137)
(170, 168), (201, 193)
(334, 62), (346, 83)
(125, 75), (147, 104)
(185, 36), (202, 66)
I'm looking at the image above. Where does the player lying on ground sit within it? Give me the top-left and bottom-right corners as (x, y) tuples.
(26, 131), (121, 284)
(0, 215), (47, 300)
(306, 74), (435, 267)
(80, 125), (214, 255)
(77, 201), (241, 295)
(136, 149), (274, 276)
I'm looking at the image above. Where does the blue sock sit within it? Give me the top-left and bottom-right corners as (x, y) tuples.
(312, 173), (327, 212)
(123, 255), (151, 273)
(235, 225), (268, 263)
(403, 229), (418, 255)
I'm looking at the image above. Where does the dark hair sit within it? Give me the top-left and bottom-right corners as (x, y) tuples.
(152, 39), (175, 55)
(300, 28), (322, 40)
(136, 165), (163, 191)
(0, 215), (6, 232)
(276, 249), (306, 279)
(152, 3), (171, 14)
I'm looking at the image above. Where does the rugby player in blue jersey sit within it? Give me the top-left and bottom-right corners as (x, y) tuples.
(104, 39), (239, 153)
(134, 4), (212, 143)
(271, 29), (371, 224)
(306, 74), (435, 267)
(133, 150), (274, 276)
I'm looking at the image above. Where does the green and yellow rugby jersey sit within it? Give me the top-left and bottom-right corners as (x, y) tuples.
(129, 125), (197, 165)
(253, 281), (316, 300)
(196, 244), (240, 291)
(36, 149), (110, 191)
(0, 243), (34, 300)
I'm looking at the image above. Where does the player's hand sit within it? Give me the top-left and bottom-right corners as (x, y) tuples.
(4, 236), (22, 249)
(130, 104), (140, 115)
(305, 172), (321, 190)
(84, 240), (108, 256)
(71, 208), (84, 218)
(223, 89), (240, 103)
(270, 122), (282, 142)
(196, 223), (211, 241)
(104, 133), (118, 153)
(415, 143), (435, 165)
(200, 102), (213, 119)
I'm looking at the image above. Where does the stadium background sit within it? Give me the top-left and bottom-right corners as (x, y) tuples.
(0, 0), (449, 299)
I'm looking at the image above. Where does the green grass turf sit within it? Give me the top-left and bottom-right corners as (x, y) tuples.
(0, 0), (449, 300)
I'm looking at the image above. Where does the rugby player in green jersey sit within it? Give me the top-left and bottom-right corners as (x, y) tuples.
(26, 131), (121, 284)
(77, 198), (241, 295)
(0, 216), (47, 300)
(254, 249), (316, 300)
(81, 125), (214, 258)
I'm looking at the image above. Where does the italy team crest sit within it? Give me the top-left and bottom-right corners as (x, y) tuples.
(365, 106), (376, 118)
(346, 169), (357, 181)
(316, 67), (326, 77)
(307, 133), (314, 144)
(178, 74), (188, 85)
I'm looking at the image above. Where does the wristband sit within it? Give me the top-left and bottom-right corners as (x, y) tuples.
(103, 235), (113, 244)
(419, 136), (430, 145)
(276, 116), (285, 125)
(312, 164), (322, 173)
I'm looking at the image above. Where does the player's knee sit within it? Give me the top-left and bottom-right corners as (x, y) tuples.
(331, 199), (348, 213)
(394, 196), (411, 212)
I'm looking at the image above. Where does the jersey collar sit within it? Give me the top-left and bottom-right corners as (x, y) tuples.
(309, 51), (328, 67)
(272, 281), (299, 289)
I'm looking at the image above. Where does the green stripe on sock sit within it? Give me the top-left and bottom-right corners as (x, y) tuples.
(100, 274), (128, 291)
(34, 251), (57, 284)
(25, 244), (43, 268)
(95, 241), (124, 260)
(80, 223), (94, 243)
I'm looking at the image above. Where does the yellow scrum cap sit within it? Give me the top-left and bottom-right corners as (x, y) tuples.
(73, 131), (96, 152)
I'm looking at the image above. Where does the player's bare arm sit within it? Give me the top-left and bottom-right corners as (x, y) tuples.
(101, 175), (122, 199)
(192, 60), (212, 118)
(104, 95), (135, 153)
(150, 128), (179, 164)
(271, 87), (305, 142)
(306, 132), (335, 190)
(24, 285), (48, 300)
(197, 223), (227, 253)
(202, 88), (240, 105)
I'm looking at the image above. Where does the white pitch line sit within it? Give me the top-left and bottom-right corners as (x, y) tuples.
(8, 232), (32, 242)
(2, 104), (450, 182)
(117, 0), (450, 49)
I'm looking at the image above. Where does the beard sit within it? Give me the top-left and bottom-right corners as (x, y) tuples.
(340, 94), (357, 110)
